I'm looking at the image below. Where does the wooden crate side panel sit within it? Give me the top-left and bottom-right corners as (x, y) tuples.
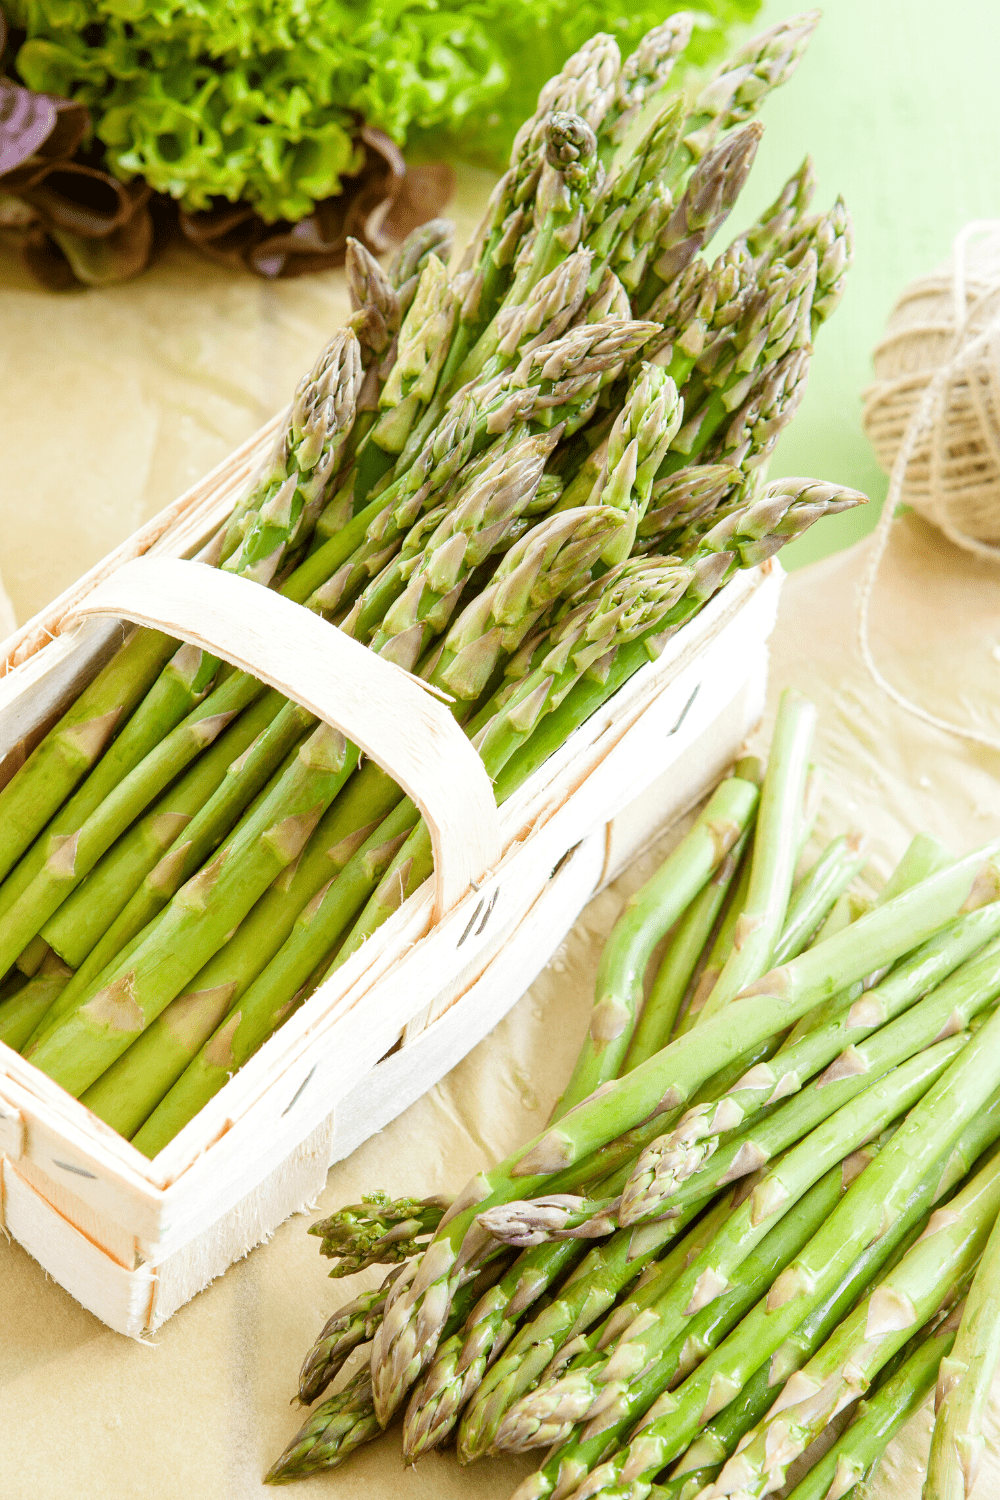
(146, 1115), (335, 1331)
(332, 834), (607, 1162)
(0, 1065), (165, 1239)
(11, 1155), (138, 1270)
(1, 1158), (154, 1337)
(601, 651), (768, 887)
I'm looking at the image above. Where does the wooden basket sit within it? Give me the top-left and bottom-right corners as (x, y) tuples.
(0, 421), (782, 1335)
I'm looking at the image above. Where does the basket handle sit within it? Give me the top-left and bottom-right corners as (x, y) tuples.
(73, 556), (502, 921)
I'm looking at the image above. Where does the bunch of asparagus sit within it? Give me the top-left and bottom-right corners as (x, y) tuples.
(271, 690), (1000, 1500)
(0, 12), (863, 1156)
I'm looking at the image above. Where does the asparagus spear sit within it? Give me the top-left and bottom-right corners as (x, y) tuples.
(550, 773), (761, 1120)
(681, 690), (816, 1030)
(389, 218), (455, 317)
(264, 1365), (381, 1483)
(923, 1192), (1000, 1499)
(0, 629), (180, 887)
(621, 821), (754, 1071)
(402, 1236), (591, 1461)
(703, 1145), (1000, 1499)
(0, 667), (280, 975)
(786, 1316), (957, 1500)
(0, 638), (218, 924)
(492, 1039), (965, 1454)
(626, 939), (1000, 1223)
(0, 952), (73, 1052)
(78, 767), (405, 1135)
(772, 834), (869, 967)
(311, 1192), (452, 1279)
(599, 16), (694, 152)
(517, 1095), (1000, 1500)
(639, 908), (1000, 1208)
(25, 722), (358, 1095)
(496, 939), (1000, 1245)
(366, 842), (1000, 1428)
(298, 1277), (399, 1407)
(38, 687), (298, 970)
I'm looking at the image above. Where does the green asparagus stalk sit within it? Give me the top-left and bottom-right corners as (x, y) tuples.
(626, 938), (1000, 1223)
(680, 689), (816, 1029)
(494, 1151), (875, 1460)
(677, 841), (754, 1037)
(772, 833), (869, 967)
(78, 765), (405, 1136)
(0, 668), (280, 974)
(401, 1235), (591, 1461)
(643, 907), (1000, 1208)
(0, 952), (73, 1052)
(264, 1365), (381, 1483)
(25, 723), (358, 1095)
(311, 1191), (452, 1279)
(222, 330), (362, 579)
(493, 1039), (964, 1456)
(786, 1317), (956, 1500)
(0, 628), (180, 887)
(923, 1194), (1000, 1499)
(389, 218), (455, 318)
(270, 1245), (518, 1482)
(781, 833), (957, 1047)
(456, 1196), (733, 1464)
(550, 773), (761, 1120)
(598, 15), (693, 153)
(703, 1146), (1000, 1499)
(38, 687), (297, 970)
(298, 1277), (399, 1406)
(622, 831), (751, 1072)
(0, 638), (218, 924)
(521, 1096), (1000, 1500)
(501, 944), (1000, 1245)
(366, 841), (1000, 1428)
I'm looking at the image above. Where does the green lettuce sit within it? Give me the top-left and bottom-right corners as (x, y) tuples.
(6, 0), (761, 223)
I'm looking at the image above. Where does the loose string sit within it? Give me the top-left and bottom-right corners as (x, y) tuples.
(857, 221), (1000, 752)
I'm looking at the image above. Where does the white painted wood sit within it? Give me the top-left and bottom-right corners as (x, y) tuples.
(0, 1085), (24, 1159)
(74, 556), (503, 919)
(600, 654), (769, 887)
(1, 1157), (156, 1337)
(331, 834), (607, 1161)
(146, 1115), (336, 1331)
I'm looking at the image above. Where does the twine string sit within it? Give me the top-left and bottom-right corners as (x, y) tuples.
(857, 221), (1000, 752)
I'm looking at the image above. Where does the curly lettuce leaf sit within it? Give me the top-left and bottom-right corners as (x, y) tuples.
(7, 0), (762, 222)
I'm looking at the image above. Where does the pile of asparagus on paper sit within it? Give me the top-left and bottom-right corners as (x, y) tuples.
(0, 11), (864, 1155)
(270, 689), (1000, 1500)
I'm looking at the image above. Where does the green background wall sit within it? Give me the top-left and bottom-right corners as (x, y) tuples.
(723, 0), (1000, 566)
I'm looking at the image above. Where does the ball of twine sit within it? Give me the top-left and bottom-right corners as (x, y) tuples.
(863, 220), (1000, 556)
(857, 221), (1000, 752)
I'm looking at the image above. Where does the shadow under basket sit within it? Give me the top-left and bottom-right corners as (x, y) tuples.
(0, 418), (782, 1334)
